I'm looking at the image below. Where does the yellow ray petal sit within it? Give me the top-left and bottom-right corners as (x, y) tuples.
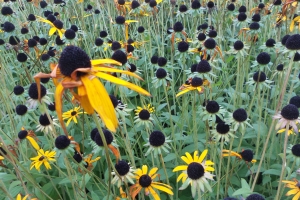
(55, 81), (68, 135)
(148, 186), (160, 200)
(286, 188), (299, 196)
(81, 76), (117, 132)
(185, 152), (194, 162)
(173, 165), (188, 172)
(26, 136), (40, 151)
(292, 191), (300, 200)
(152, 182), (173, 195)
(49, 27), (57, 36)
(142, 165), (148, 174)
(181, 155), (192, 165)
(198, 149), (208, 163)
(95, 72), (151, 96)
(79, 95), (94, 114)
(125, 20), (139, 23)
(176, 88), (194, 98)
(149, 167), (158, 177)
(91, 59), (122, 66)
(193, 151), (199, 162)
(92, 66), (143, 80)
(290, 21), (295, 32)
(176, 172), (186, 182)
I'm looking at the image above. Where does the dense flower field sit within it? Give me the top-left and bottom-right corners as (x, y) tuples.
(0, 0), (300, 199)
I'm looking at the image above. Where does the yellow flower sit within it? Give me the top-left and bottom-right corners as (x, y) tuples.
(282, 179), (300, 200)
(62, 106), (85, 126)
(176, 77), (210, 97)
(222, 149), (256, 163)
(34, 46), (151, 135)
(173, 150), (215, 197)
(277, 125), (300, 136)
(16, 194), (28, 200)
(36, 16), (65, 39)
(290, 16), (300, 32)
(135, 104), (155, 115)
(130, 165), (173, 200)
(84, 154), (100, 170)
(0, 155), (4, 161)
(30, 149), (56, 171)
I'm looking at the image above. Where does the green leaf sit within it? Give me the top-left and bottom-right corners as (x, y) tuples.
(163, 153), (176, 162)
(0, 173), (16, 182)
(241, 178), (251, 190)
(232, 188), (252, 196)
(263, 169), (281, 176)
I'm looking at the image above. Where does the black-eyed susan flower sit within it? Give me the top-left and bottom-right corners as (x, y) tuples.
(227, 108), (251, 131)
(173, 150), (215, 197)
(62, 106), (85, 126)
(176, 77), (210, 97)
(91, 128), (120, 160)
(27, 83), (52, 109)
(274, 104), (300, 133)
(18, 128), (40, 151)
(152, 68), (172, 88)
(34, 46), (150, 135)
(36, 114), (59, 134)
(200, 100), (226, 123)
(81, 154), (100, 171)
(144, 130), (171, 157)
(134, 104), (155, 128)
(15, 194), (38, 200)
(227, 40), (249, 57)
(282, 179), (300, 200)
(36, 16), (65, 39)
(222, 149), (257, 163)
(246, 71), (272, 90)
(55, 135), (80, 155)
(130, 165), (173, 200)
(287, 144), (300, 166)
(30, 148), (56, 171)
(211, 122), (236, 143)
(111, 160), (135, 187)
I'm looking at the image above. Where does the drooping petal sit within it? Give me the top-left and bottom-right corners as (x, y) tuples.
(95, 72), (151, 96)
(292, 191), (300, 200)
(148, 186), (160, 200)
(176, 88), (194, 98)
(26, 136), (40, 151)
(79, 95), (94, 114)
(286, 188), (299, 196)
(81, 75), (117, 132)
(49, 27), (57, 36)
(55, 81), (68, 135)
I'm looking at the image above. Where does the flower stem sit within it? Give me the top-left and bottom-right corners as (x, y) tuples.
(160, 154), (173, 200)
(275, 126), (289, 199)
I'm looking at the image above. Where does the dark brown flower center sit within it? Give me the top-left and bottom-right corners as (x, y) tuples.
(139, 175), (152, 187)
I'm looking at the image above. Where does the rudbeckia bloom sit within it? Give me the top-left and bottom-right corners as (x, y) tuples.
(34, 45), (151, 135)
(222, 149), (257, 163)
(130, 165), (173, 200)
(18, 128), (40, 151)
(274, 104), (300, 133)
(134, 104), (155, 128)
(282, 179), (300, 200)
(36, 16), (65, 39)
(176, 77), (210, 97)
(62, 106), (85, 126)
(111, 160), (135, 187)
(30, 149), (56, 171)
(173, 150), (215, 197)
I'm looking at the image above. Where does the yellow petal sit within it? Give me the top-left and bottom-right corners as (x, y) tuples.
(49, 27), (57, 36)
(125, 20), (139, 23)
(198, 149), (208, 163)
(185, 152), (194, 163)
(149, 167), (158, 177)
(16, 194), (21, 200)
(181, 155), (192, 165)
(95, 72), (151, 96)
(92, 66), (143, 80)
(290, 21), (295, 32)
(292, 192), (300, 200)
(148, 186), (160, 200)
(142, 165), (148, 175)
(286, 188), (299, 196)
(173, 165), (188, 172)
(176, 87), (194, 98)
(81, 76), (117, 132)
(79, 95), (94, 114)
(193, 151), (199, 162)
(91, 59), (122, 66)
(55, 81), (66, 134)
(26, 136), (40, 151)
(176, 172), (187, 182)
(152, 182), (173, 195)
